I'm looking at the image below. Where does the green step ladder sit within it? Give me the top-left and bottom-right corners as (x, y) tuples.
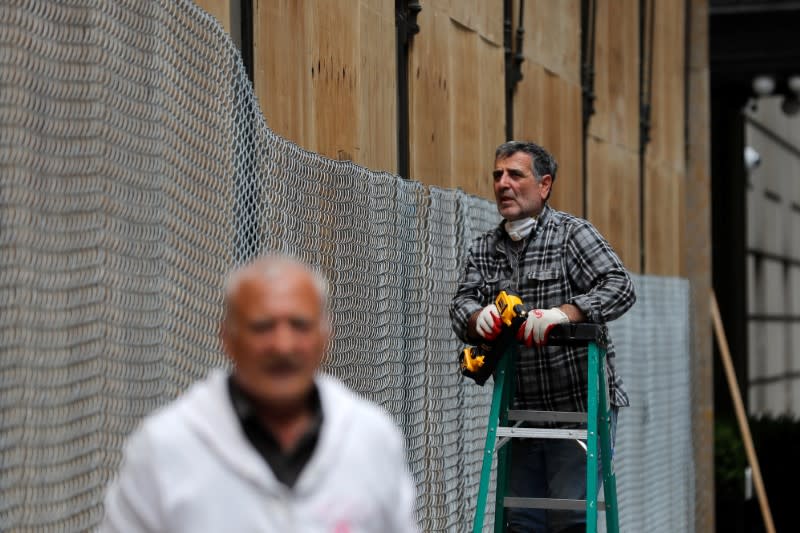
(472, 323), (620, 533)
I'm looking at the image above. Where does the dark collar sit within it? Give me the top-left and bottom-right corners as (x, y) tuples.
(227, 375), (324, 488)
(227, 375), (323, 427)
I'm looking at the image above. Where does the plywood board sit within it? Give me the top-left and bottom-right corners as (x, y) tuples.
(358, 0), (397, 172)
(523, 0), (581, 85)
(308, 0), (360, 160)
(447, 0), (503, 45)
(449, 23), (482, 193)
(255, 0), (394, 170)
(588, 0), (639, 151)
(449, 0), (479, 33)
(512, 61), (583, 215)
(644, 161), (684, 275)
(476, 37), (506, 199)
(586, 138), (641, 272)
(546, 76), (584, 217)
(477, 0), (504, 46)
(409, 8), (452, 186)
(193, 0), (231, 34)
(254, 0), (312, 147)
(648, 0), (686, 171)
(512, 59), (546, 142)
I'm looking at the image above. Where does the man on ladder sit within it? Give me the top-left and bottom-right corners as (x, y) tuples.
(449, 141), (636, 532)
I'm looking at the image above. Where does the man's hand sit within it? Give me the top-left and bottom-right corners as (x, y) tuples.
(475, 304), (503, 341)
(516, 307), (569, 347)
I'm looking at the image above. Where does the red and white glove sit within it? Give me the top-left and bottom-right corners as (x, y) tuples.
(516, 308), (569, 347)
(475, 304), (503, 341)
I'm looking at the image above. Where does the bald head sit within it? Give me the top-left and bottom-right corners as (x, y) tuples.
(220, 254), (331, 410)
(223, 255), (329, 328)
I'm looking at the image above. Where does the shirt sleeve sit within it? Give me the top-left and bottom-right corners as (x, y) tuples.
(98, 427), (164, 533)
(564, 220), (636, 323)
(449, 243), (489, 343)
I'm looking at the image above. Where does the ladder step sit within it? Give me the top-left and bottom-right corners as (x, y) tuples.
(507, 409), (587, 424)
(504, 497), (606, 511)
(496, 426), (588, 440)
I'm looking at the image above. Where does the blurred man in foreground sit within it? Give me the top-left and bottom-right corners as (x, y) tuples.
(101, 254), (419, 532)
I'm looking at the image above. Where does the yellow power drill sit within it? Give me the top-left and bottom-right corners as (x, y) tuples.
(459, 290), (528, 386)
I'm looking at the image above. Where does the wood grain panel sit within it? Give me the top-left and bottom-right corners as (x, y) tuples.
(476, 37), (506, 199)
(522, 0), (580, 85)
(308, 0), (360, 160)
(648, 0), (686, 171)
(449, 0), (479, 33)
(450, 23), (482, 193)
(512, 62), (582, 215)
(255, 0), (396, 170)
(477, 0), (503, 46)
(643, 0), (686, 275)
(586, 138), (641, 272)
(409, 7), (452, 185)
(645, 162), (684, 275)
(358, 0), (397, 172)
(547, 76), (583, 217)
(254, 0), (311, 147)
(588, 0), (639, 151)
(194, 0), (231, 33)
(513, 59), (546, 144)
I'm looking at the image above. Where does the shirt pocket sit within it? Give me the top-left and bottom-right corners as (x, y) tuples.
(524, 268), (564, 308)
(526, 269), (560, 282)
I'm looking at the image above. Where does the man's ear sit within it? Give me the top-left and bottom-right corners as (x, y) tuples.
(539, 174), (553, 199)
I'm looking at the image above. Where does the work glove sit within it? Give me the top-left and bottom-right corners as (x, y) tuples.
(475, 304), (502, 341)
(516, 307), (569, 348)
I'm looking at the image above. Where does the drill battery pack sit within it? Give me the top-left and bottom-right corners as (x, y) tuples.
(459, 290), (527, 386)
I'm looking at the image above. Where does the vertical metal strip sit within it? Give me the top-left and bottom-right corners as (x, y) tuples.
(395, 1), (422, 178)
(494, 350), (517, 532)
(472, 350), (510, 533)
(586, 341), (600, 533)
(599, 344), (620, 532)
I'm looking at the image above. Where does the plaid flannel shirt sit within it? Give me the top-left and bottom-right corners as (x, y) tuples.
(450, 204), (636, 412)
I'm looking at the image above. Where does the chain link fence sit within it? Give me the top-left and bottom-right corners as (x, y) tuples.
(1, 1), (693, 531)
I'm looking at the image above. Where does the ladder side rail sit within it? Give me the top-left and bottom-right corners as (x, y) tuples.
(493, 351), (517, 533)
(597, 343), (620, 532)
(473, 350), (510, 533)
(585, 340), (600, 533)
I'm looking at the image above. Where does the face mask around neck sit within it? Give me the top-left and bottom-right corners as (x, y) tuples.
(504, 217), (536, 241)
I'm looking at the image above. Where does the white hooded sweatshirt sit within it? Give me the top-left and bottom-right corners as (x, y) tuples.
(100, 370), (419, 533)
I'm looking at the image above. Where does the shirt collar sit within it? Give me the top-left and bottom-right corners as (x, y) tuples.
(227, 375), (323, 426)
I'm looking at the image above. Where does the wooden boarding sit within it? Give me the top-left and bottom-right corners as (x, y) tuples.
(449, 22), (482, 192)
(308, 0), (360, 162)
(513, 60), (547, 143)
(523, 0), (581, 85)
(254, 0), (398, 172)
(254, 0), (311, 148)
(478, 0), (504, 46)
(193, 0), (231, 34)
(642, 0), (685, 275)
(649, 0), (686, 171)
(589, 0), (639, 152)
(358, 1), (397, 172)
(644, 162), (685, 276)
(546, 74), (583, 217)
(409, 8), (453, 186)
(477, 38), (506, 199)
(586, 138), (641, 272)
